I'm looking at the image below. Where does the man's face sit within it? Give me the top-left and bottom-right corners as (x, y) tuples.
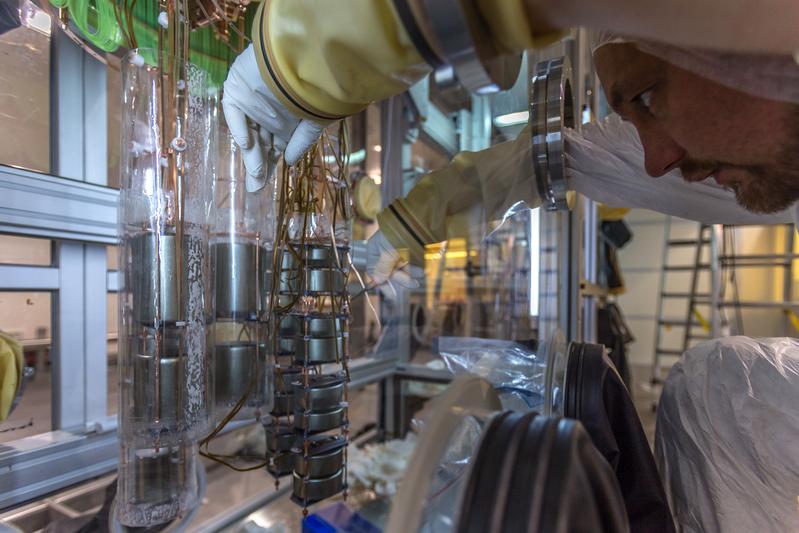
(594, 43), (799, 213)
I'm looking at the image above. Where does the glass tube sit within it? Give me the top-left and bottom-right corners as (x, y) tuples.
(117, 49), (214, 527)
(210, 117), (276, 422)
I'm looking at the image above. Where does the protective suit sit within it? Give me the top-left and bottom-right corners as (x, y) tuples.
(372, 112), (794, 270)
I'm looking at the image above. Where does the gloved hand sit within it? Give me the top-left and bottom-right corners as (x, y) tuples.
(223, 44), (324, 192)
(367, 231), (423, 299)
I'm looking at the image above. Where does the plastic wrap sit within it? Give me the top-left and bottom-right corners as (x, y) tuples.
(655, 336), (799, 532)
(436, 337), (546, 411)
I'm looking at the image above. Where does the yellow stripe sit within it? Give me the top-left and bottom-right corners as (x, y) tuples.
(783, 308), (799, 332)
(692, 307), (711, 333)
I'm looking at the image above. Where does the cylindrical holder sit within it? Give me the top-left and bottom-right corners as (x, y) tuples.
(210, 124), (277, 422)
(117, 49), (214, 527)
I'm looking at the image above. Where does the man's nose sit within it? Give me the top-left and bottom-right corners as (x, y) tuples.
(638, 127), (685, 177)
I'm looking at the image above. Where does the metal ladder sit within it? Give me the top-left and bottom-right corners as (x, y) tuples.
(651, 219), (714, 388)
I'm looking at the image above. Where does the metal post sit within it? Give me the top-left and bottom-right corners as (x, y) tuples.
(710, 224), (723, 338)
(381, 96), (406, 207)
(783, 227), (794, 336)
(53, 242), (86, 430)
(50, 33), (111, 430)
(582, 197), (598, 342)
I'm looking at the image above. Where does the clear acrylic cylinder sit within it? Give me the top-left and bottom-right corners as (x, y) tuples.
(117, 49), (215, 527)
(210, 120), (276, 422)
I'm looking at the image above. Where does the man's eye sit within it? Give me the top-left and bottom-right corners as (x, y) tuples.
(634, 90), (654, 113)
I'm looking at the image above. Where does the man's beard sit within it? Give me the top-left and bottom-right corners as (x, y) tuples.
(680, 131), (799, 215)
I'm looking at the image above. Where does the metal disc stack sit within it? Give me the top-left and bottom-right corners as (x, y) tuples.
(266, 242), (350, 506)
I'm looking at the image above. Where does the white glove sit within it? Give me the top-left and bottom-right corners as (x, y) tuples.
(222, 44), (324, 192)
(367, 231), (423, 298)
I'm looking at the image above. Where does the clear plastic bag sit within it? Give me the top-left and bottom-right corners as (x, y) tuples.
(435, 337), (546, 411)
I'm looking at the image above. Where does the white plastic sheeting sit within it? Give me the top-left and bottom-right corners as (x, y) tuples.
(655, 336), (799, 532)
(565, 115), (796, 226)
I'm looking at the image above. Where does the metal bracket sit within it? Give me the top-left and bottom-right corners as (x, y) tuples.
(530, 56), (575, 211)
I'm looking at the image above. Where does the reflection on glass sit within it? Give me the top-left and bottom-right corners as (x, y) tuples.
(107, 292), (118, 416)
(106, 244), (119, 270)
(0, 235), (51, 265)
(0, 291), (52, 442)
(0, 4), (51, 173)
(107, 55), (122, 189)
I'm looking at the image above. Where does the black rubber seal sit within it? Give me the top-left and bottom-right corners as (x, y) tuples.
(388, 203), (427, 250)
(391, 0), (444, 69)
(257, 6), (333, 121)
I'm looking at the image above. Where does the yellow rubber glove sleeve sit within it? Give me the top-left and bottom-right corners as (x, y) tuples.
(598, 205), (631, 221)
(377, 125), (541, 265)
(477, 0), (562, 53)
(0, 332), (23, 422)
(253, 0), (430, 122)
(254, 0), (564, 121)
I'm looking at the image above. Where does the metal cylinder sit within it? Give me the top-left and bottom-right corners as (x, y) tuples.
(293, 336), (347, 365)
(293, 405), (345, 433)
(278, 337), (296, 355)
(292, 375), (345, 411)
(268, 452), (295, 477)
(132, 353), (180, 422)
(293, 437), (346, 478)
(131, 233), (179, 325)
(214, 343), (257, 406)
(275, 367), (302, 394)
(292, 469), (345, 503)
(266, 422), (296, 453)
(280, 245), (350, 271)
(272, 393), (294, 416)
(119, 443), (198, 527)
(279, 268), (347, 294)
(305, 316), (348, 337)
(213, 242), (258, 319)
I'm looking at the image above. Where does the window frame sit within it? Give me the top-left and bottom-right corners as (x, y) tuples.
(0, 27), (118, 509)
